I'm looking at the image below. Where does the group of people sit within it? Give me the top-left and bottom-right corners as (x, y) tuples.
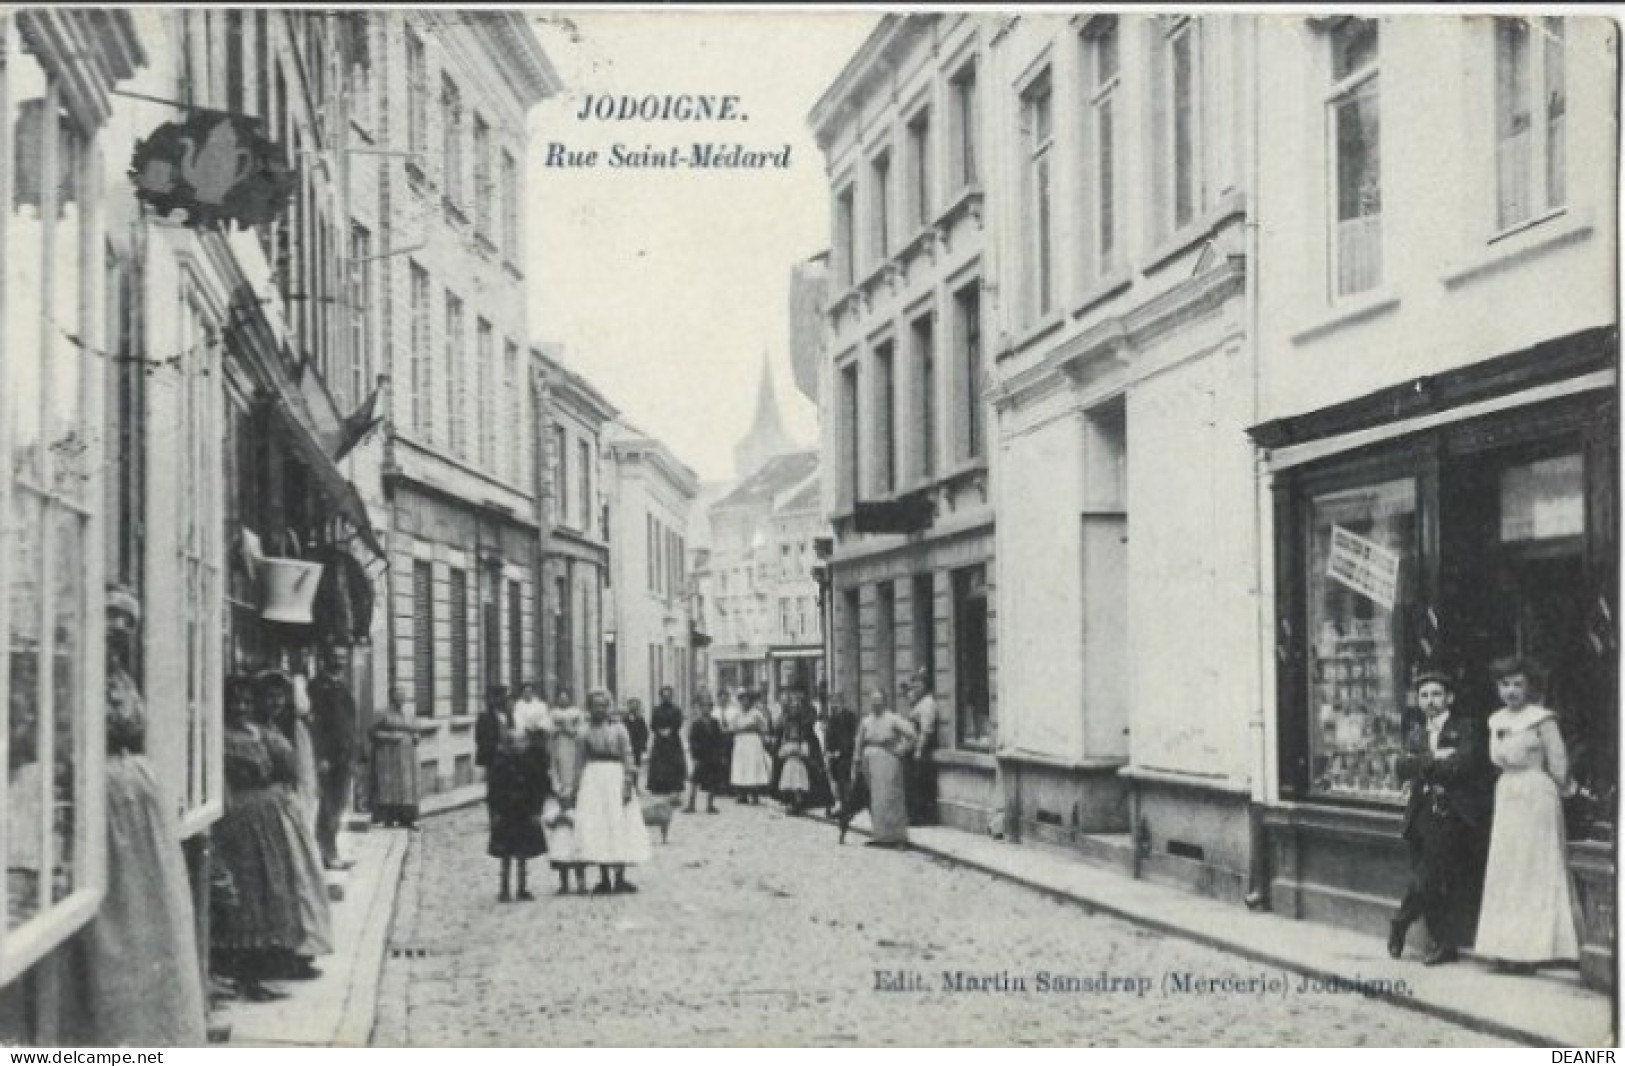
(476, 685), (652, 899)
(1388, 656), (1584, 976)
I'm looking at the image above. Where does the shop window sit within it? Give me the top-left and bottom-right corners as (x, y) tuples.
(953, 566), (992, 748)
(1, 16), (105, 979)
(1304, 477), (1416, 803)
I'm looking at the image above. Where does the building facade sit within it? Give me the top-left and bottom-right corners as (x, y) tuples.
(605, 427), (700, 709)
(1249, 15), (1617, 987)
(985, 13), (1260, 899)
(536, 344), (618, 703)
(372, 13), (560, 794)
(809, 14), (1000, 832)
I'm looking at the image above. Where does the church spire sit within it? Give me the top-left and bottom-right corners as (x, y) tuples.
(734, 349), (796, 480)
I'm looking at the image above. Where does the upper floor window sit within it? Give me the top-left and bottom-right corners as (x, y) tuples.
(873, 340), (897, 496)
(870, 149), (893, 265)
(1085, 18), (1121, 277)
(954, 282), (984, 462)
(911, 311), (936, 482)
(1495, 17), (1566, 230)
(834, 183), (856, 287)
(907, 107), (933, 229)
(1021, 70), (1055, 322)
(473, 113), (492, 236)
(1327, 18), (1381, 297)
(950, 61), (979, 190)
(441, 74), (462, 204)
(405, 27), (427, 157)
(839, 362), (860, 506)
(501, 150), (519, 256)
(1157, 17), (1204, 235)
(445, 290), (465, 454)
(409, 260), (431, 436)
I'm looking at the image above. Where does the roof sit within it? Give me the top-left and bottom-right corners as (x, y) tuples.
(711, 449), (819, 514)
(778, 475), (822, 515)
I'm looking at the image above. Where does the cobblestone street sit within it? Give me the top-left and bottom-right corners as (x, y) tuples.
(371, 801), (1515, 1047)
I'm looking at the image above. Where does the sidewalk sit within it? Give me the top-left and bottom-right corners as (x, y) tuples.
(220, 823), (412, 1047)
(830, 811), (1614, 1048)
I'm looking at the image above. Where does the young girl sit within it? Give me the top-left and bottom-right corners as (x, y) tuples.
(1473, 657), (1581, 974)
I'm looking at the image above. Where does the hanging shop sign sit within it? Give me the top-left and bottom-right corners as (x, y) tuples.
(1326, 524), (1400, 611)
(853, 496), (934, 535)
(129, 113), (296, 229)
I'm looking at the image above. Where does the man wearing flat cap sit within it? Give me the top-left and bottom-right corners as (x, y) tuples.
(1388, 668), (1494, 966)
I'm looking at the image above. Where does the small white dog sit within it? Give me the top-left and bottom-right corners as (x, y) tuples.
(640, 794), (682, 844)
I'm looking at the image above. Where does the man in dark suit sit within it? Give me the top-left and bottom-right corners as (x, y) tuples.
(308, 645), (359, 871)
(1388, 669), (1495, 966)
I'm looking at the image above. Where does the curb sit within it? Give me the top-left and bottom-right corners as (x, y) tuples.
(809, 812), (1584, 1048)
(334, 830), (411, 1047)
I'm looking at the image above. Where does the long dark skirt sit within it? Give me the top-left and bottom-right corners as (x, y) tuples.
(647, 734), (688, 794)
(486, 754), (546, 860)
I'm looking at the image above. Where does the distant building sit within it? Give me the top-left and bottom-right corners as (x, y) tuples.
(733, 352), (800, 481)
(788, 253), (830, 405)
(605, 426), (701, 708)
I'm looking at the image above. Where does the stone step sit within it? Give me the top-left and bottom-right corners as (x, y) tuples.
(1075, 832), (1137, 875)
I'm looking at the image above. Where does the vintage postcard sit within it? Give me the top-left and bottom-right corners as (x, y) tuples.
(0, 2), (1616, 1050)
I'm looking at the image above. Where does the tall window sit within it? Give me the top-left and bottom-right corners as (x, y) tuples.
(500, 150), (519, 256)
(473, 113), (492, 236)
(1495, 17), (1566, 229)
(409, 261), (431, 436)
(870, 149), (892, 265)
(508, 580), (523, 691)
(911, 313), (936, 481)
(954, 283), (984, 461)
(577, 439), (592, 527)
(840, 362), (860, 506)
(405, 26), (427, 157)
(476, 318), (493, 469)
(1328, 17), (1381, 297)
(445, 291), (465, 455)
(950, 61), (979, 190)
(225, 10), (245, 113)
(876, 582), (896, 690)
(1022, 71), (1055, 321)
(907, 107), (933, 229)
(413, 562), (436, 715)
(874, 341), (897, 495)
(1155, 17), (1204, 236)
(553, 425), (569, 526)
(349, 222), (372, 407)
(1087, 18), (1121, 276)
(441, 74), (462, 205)
(835, 184), (856, 287)
(449, 568), (469, 716)
(503, 340), (520, 482)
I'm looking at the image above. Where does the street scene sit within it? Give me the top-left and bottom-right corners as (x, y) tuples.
(0, 6), (1617, 1050)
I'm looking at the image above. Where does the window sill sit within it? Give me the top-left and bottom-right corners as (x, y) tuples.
(1442, 206), (1594, 291)
(1142, 190), (1247, 277)
(474, 231), (498, 258)
(502, 259), (525, 282)
(934, 184), (985, 234)
(826, 285), (863, 320)
(1004, 310), (1066, 361)
(404, 159), (428, 191)
(443, 197), (470, 228)
(895, 223), (940, 269)
(1289, 287), (1400, 346)
(1071, 269), (1133, 320)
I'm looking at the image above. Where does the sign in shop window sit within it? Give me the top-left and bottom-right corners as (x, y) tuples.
(1306, 478), (1415, 803)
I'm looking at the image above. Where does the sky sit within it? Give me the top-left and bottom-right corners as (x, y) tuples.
(522, 11), (880, 483)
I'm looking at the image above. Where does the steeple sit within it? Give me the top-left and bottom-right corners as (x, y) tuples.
(734, 350), (797, 480)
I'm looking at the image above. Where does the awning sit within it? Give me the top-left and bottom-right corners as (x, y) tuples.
(265, 397), (388, 562)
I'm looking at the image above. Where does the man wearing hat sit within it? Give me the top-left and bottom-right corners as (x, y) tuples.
(308, 645), (359, 871)
(1388, 668), (1495, 966)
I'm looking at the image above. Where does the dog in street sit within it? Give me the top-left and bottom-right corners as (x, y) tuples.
(641, 793), (682, 844)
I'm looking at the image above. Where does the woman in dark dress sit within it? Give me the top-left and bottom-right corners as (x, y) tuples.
(824, 696), (859, 821)
(475, 686), (548, 901)
(646, 686), (688, 796)
(770, 693), (833, 815)
(685, 692), (727, 814)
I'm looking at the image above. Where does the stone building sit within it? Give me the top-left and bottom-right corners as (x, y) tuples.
(809, 14), (1000, 832)
(368, 13), (561, 793)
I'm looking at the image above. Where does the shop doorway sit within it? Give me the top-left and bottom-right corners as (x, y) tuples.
(953, 566), (991, 747)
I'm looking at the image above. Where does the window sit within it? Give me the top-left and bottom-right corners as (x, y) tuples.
(954, 283), (984, 461)
(646, 515), (656, 592)
(1154, 17), (1205, 237)
(225, 10), (245, 114)
(870, 149), (892, 265)
(503, 340), (520, 483)
(1495, 17), (1566, 229)
(2, 25), (105, 967)
(1086, 18), (1121, 277)
(553, 425), (569, 527)
(441, 74), (462, 204)
(476, 319), (493, 469)
(577, 439), (592, 528)
(1022, 71), (1055, 321)
(873, 341), (897, 496)
(347, 39), (374, 133)
(911, 313), (936, 481)
(840, 362), (860, 506)
(445, 291), (464, 455)
(405, 26), (427, 157)
(449, 568), (469, 716)
(413, 561), (435, 716)
(834, 184), (856, 288)
(501, 150), (519, 256)
(950, 61), (978, 190)
(907, 108), (932, 229)
(409, 261), (431, 437)
(913, 573), (936, 681)
(1327, 18), (1381, 297)
(876, 582), (896, 691)
(473, 113), (492, 236)
(508, 580), (523, 692)
(953, 566), (992, 747)
(349, 222), (372, 407)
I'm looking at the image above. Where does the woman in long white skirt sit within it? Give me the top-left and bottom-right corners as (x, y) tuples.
(729, 694), (773, 804)
(544, 699), (588, 894)
(1474, 658), (1581, 974)
(571, 691), (651, 894)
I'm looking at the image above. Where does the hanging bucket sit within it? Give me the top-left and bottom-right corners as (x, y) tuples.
(260, 558), (325, 624)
